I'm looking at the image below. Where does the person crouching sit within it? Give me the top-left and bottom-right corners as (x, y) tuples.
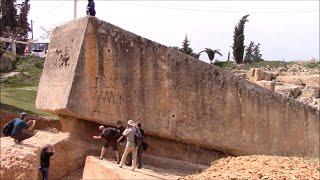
(11, 112), (36, 143)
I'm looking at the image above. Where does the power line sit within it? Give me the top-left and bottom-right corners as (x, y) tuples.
(112, 1), (319, 14)
(33, 1), (66, 22)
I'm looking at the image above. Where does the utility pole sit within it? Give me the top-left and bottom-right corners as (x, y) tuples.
(74, 0), (78, 19)
(31, 20), (34, 40)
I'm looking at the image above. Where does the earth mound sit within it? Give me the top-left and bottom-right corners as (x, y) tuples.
(182, 155), (319, 180)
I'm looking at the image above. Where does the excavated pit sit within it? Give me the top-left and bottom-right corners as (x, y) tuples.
(59, 116), (229, 166)
(1, 111), (226, 179)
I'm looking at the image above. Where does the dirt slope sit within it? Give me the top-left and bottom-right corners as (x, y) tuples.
(182, 155), (319, 180)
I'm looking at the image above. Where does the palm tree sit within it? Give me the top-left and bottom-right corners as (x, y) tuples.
(198, 48), (223, 64)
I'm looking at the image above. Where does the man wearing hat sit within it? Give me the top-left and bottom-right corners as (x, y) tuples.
(11, 112), (36, 143)
(117, 120), (138, 171)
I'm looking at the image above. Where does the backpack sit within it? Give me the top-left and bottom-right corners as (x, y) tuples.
(2, 119), (15, 136)
(134, 127), (144, 147)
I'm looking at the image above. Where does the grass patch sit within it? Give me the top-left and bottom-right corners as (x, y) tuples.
(0, 55), (56, 118)
(214, 60), (292, 70)
(0, 86), (56, 118)
(304, 62), (320, 69)
(0, 55), (44, 88)
(214, 61), (237, 70)
(246, 61), (292, 69)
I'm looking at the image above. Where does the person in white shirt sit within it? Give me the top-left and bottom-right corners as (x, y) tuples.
(117, 120), (137, 171)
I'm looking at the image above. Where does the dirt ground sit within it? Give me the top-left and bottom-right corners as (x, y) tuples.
(61, 168), (84, 180)
(182, 155), (320, 180)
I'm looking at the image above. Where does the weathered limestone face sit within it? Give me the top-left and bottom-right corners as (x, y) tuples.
(36, 17), (319, 158)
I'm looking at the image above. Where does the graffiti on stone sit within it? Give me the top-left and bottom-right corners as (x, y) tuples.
(55, 47), (70, 68)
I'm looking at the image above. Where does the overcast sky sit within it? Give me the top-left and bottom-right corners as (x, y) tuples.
(28, 1), (319, 62)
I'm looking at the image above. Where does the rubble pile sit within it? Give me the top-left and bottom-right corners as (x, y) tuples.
(183, 155), (320, 180)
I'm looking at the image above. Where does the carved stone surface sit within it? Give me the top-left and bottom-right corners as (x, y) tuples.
(36, 17), (319, 158)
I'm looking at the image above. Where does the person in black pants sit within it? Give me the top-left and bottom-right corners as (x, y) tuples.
(39, 144), (54, 180)
(125, 122), (145, 169)
(86, 0), (96, 16)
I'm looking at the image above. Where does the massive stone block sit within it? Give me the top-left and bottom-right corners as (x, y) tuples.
(36, 17), (319, 158)
(82, 156), (183, 180)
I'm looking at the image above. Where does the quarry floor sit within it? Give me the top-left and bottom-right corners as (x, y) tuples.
(1, 133), (319, 180)
(1, 115), (319, 180)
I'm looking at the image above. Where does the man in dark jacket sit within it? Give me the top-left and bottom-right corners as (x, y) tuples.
(39, 144), (54, 180)
(93, 125), (122, 163)
(11, 112), (36, 143)
(86, 0), (96, 16)
(116, 121), (125, 142)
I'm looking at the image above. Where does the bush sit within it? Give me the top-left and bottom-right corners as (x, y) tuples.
(35, 61), (44, 68)
(304, 62), (320, 69)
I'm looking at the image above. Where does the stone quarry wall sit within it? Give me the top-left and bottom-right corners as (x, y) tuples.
(36, 17), (319, 158)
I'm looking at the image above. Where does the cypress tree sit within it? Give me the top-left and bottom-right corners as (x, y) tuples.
(17, 0), (31, 39)
(0, 0), (18, 36)
(232, 14), (249, 64)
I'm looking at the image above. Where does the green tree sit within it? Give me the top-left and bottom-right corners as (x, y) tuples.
(244, 41), (263, 63)
(252, 43), (263, 62)
(181, 34), (193, 55)
(0, 0), (18, 36)
(198, 48), (223, 64)
(244, 41), (254, 63)
(179, 34), (199, 58)
(232, 14), (249, 64)
(16, 0), (31, 39)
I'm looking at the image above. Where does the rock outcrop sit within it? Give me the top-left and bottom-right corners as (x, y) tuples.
(276, 75), (320, 87)
(0, 137), (39, 180)
(0, 51), (16, 72)
(0, 131), (99, 180)
(246, 68), (277, 82)
(82, 156), (183, 180)
(36, 17), (319, 159)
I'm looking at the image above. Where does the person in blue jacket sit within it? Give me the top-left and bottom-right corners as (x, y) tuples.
(11, 112), (36, 143)
(86, 0), (96, 16)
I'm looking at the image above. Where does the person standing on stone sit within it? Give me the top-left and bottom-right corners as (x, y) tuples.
(93, 125), (121, 163)
(117, 120), (138, 171)
(39, 144), (54, 180)
(10, 112), (36, 143)
(86, 0), (96, 16)
(125, 122), (146, 169)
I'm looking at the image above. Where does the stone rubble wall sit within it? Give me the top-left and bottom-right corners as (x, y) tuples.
(36, 17), (319, 158)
